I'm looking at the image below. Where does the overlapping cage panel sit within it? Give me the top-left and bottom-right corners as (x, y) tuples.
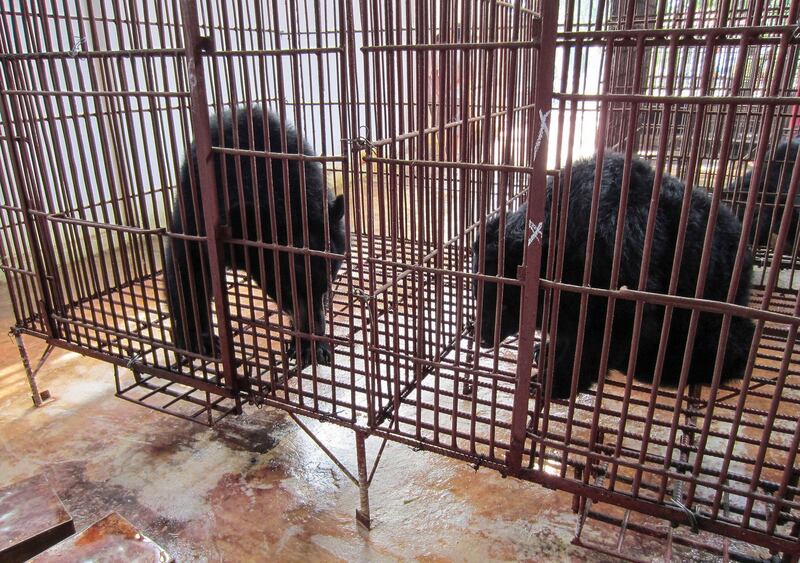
(0, 0), (549, 462)
(516, 0), (800, 553)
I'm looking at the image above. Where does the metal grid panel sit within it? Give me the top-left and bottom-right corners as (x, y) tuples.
(517, 0), (800, 555)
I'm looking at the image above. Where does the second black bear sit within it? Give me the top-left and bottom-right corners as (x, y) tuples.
(724, 136), (799, 247)
(165, 106), (347, 367)
(472, 153), (755, 398)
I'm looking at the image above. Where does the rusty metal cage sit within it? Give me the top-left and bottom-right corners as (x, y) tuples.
(1, 0), (798, 559)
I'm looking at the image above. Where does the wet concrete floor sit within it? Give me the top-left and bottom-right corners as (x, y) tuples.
(0, 285), (679, 562)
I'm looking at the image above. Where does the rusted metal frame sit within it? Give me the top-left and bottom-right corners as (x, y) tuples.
(535, 34), (582, 471)
(283, 0), (322, 402)
(682, 23), (796, 512)
(120, 41), (178, 347)
(555, 384), (799, 448)
(351, 0), (379, 430)
(704, 12), (800, 522)
(114, 367), (237, 427)
(583, 34), (647, 495)
(607, 34), (680, 492)
(40, 1), (122, 351)
(560, 24), (799, 40)
(391, 387), (515, 436)
(85, 0), (143, 310)
(427, 0), (453, 452)
(365, 154), (545, 174)
(764, 336), (800, 539)
(555, 92), (800, 104)
(741, 253), (800, 527)
(0, 47), (187, 61)
(505, 0), (554, 473)
(320, 0), (352, 421)
(284, 414), (376, 529)
(410, 0), (432, 448)
(355, 429), (372, 529)
(389, 416), (513, 461)
(374, 0), (403, 433)
(178, 0), (240, 405)
(0, 92), (58, 342)
(559, 34), (614, 477)
(22, 330), (231, 396)
(371, 322), (479, 429)
(484, 0), (523, 458)
(368, 103), (536, 149)
(518, 466), (800, 556)
(533, 425), (797, 492)
(361, 39), (543, 52)
(468, 0), (501, 458)
(9, 15), (85, 342)
(0, 176), (40, 327)
(451, 0), (475, 424)
(580, 508), (754, 562)
(238, 5), (293, 404)
(629, 27), (723, 499)
(528, 434), (800, 512)
(11, 330), (52, 406)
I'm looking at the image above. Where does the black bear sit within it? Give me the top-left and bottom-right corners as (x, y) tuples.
(724, 136), (800, 248)
(165, 105), (347, 367)
(472, 153), (755, 399)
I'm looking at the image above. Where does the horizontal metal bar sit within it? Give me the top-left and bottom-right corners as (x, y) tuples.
(559, 24), (799, 40)
(555, 93), (800, 105)
(3, 89), (190, 99)
(211, 146), (345, 163)
(28, 210), (166, 235)
(14, 327), (230, 397)
(361, 40), (541, 52)
(213, 47), (344, 56)
(364, 155), (536, 174)
(0, 47), (186, 61)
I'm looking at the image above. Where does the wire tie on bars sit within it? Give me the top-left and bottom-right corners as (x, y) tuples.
(473, 454), (485, 472)
(411, 436), (428, 452)
(668, 498), (699, 534)
(344, 126), (376, 155)
(68, 35), (86, 57)
(126, 353), (142, 371)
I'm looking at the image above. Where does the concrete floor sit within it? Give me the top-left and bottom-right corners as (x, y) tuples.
(0, 284), (692, 562)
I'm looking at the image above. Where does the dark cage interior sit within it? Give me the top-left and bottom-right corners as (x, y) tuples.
(0, 0), (798, 560)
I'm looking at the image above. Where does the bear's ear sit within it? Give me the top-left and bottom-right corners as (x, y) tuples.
(331, 194), (345, 222)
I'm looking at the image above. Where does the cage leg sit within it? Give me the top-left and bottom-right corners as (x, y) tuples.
(355, 429), (372, 530)
(13, 331), (52, 407)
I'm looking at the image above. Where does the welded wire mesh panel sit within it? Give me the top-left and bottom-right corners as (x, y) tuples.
(0, 1), (223, 386)
(517, 0), (800, 554)
(351, 0), (549, 464)
(0, 110), (46, 333)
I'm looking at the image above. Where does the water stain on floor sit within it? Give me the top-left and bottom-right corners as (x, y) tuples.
(0, 288), (693, 562)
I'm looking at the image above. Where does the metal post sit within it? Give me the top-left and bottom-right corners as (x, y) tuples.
(178, 0), (240, 411)
(355, 429), (371, 529)
(506, 0), (558, 473)
(13, 331), (50, 407)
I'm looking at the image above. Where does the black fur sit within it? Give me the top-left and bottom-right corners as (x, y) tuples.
(725, 136), (800, 247)
(472, 153), (755, 398)
(165, 106), (346, 367)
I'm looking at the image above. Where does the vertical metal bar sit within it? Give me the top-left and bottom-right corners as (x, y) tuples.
(0, 92), (56, 339)
(178, 0), (239, 401)
(506, 0), (557, 473)
(355, 429), (371, 529)
(13, 331), (47, 407)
